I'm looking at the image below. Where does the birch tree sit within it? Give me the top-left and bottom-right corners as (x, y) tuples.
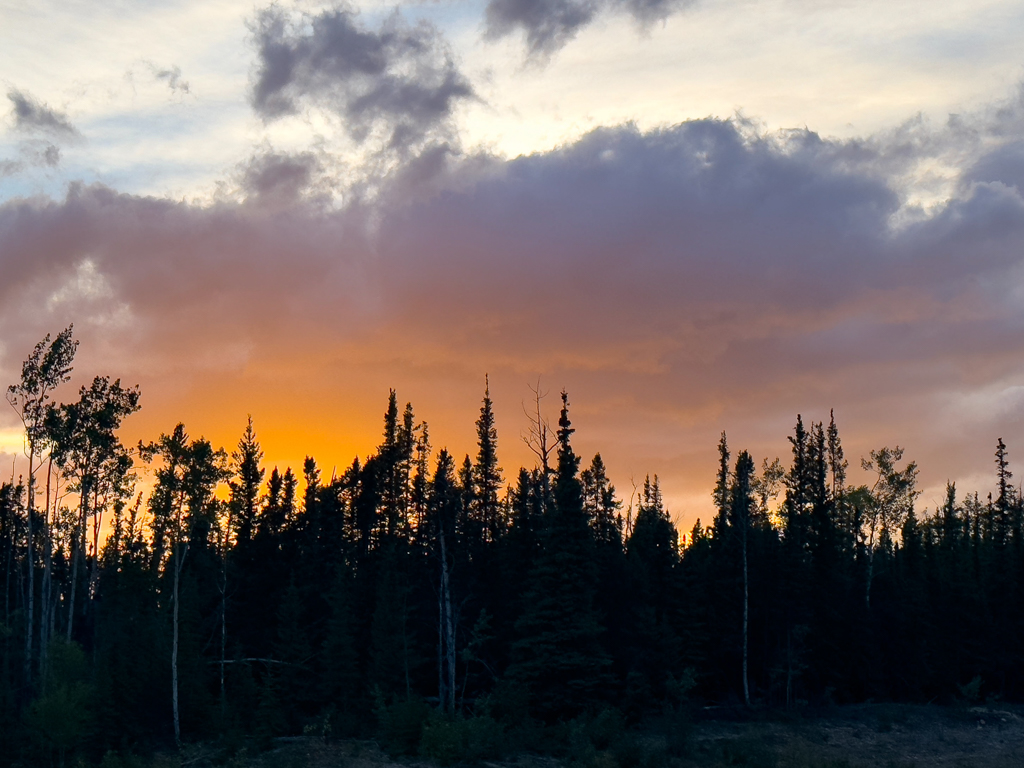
(6, 326), (77, 686)
(46, 375), (140, 642)
(860, 446), (919, 608)
(140, 424), (228, 746)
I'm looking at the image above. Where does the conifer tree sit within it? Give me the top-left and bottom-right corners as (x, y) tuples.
(321, 564), (360, 727)
(713, 432), (730, 539)
(994, 438), (1013, 548)
(229, 417), (264, 549)
(582, 454), (622, 547)
(730, 452), (755, 707)
(428, 450), (460, 713)
(474, 376), (504, 544)
(626, 475), (679, 708)
(509, 391), (609, 720)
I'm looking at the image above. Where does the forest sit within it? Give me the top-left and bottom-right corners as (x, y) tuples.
(1, 327), (1021, 767)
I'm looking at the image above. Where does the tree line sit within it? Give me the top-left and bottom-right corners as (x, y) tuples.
(1, 328), (1022, 764)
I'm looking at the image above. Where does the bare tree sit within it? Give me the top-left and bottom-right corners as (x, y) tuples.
(522, 379), (555, 514)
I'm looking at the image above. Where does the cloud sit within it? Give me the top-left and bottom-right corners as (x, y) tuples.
(6, 89), (79, 139)
(485, 0), (695, 58)
(484, 0), (599, 57)
(150, 64), (191, 96)
(237, 149), (323, 207)
(4, 101), (1024, 520)
(616, 0), (695, 26)
(250, 3), (474, 154)
(0, 159), (22, 178)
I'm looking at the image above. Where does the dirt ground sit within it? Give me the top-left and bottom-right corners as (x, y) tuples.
(165, 704), (1024, 768)
(682, 704), (1024, 767)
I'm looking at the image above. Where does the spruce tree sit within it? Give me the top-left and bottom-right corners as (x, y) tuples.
(229, 417), (264, 549)
(730, 452), (755, 707)
(509, 391), (609, 720)
(474, 376), (504, 543)
(626, 475), (679, 710)
(321, 565), (360, 730)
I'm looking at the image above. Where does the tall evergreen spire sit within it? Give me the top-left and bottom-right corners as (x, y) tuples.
(474, 375), (504, 542)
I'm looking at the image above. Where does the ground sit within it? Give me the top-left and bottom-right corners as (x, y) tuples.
(140, 704), (1024, 768)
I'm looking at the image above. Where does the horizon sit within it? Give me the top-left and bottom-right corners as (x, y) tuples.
(4, 0), (1024, 528)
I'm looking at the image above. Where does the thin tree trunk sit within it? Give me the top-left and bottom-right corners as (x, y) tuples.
(403, 591), (412, 700)
(440, 526), (456, 714)
(219, 506), (231, 718)
(742, 521), (750, 708)
(785, 628), (792, 709)
(437, 581), (445, 710)
(24, 450), (35, 687)
(40, 458), (53, 682)
(67, 490), (87, 642)
(48, 594), (57, 662)
(171, 481), (191, 749)
(89, 487), (102, 603)
(219, 582), (226, 718)
(4, 528), (11, 628)
(865, 523), (877, 609)
(173, 542), (183, 747)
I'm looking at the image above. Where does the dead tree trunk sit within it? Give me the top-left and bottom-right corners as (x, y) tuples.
(742, 516), (750, 707)
(172, 537), (189, 746)
(439, 525), (456, 713)
(24, 451), (35, 687)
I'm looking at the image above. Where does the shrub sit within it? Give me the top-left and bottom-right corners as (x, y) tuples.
(420, 715), (506, 765)
(375, 696), (431, 756)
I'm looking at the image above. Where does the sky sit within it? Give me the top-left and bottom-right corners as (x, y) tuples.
(4, 0), (1024, 527)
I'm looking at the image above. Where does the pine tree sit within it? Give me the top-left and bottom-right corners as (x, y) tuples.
(428, 450), (460, 713)
(712, 432), (731, 539)
(626, 475), (679, 709)
(582, 453), (622, 547)
(474, 376), (504, 544)
(223, 418), (264, 713)
(730, 452), (755, 707)
(509, 391), (609, 720)
(321, 565), (360, 730)
(274, 577), (313, 730)
(994, 438), (1013, 548)
(229, 417), (264, 549)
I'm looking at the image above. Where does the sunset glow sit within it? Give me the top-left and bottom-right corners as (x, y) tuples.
(4, 0), (1024, 525)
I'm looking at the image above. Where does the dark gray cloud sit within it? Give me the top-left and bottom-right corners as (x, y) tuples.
(617, 0), (695, 26)
(485, 0), (598, 57)
(41, 143), (61, 167)
(238, 150), (322, 207)
(485, 0), (695, 58)
(8, 141), (65, 170)
(6, 89), (79, 139)
(151, 64), (191, 95)
(251, 4), (474, 153)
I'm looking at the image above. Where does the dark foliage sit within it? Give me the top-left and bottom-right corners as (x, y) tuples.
(3, 331), (1024, 765)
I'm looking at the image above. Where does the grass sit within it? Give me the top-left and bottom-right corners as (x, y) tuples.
(83, 703), (1024, 768)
